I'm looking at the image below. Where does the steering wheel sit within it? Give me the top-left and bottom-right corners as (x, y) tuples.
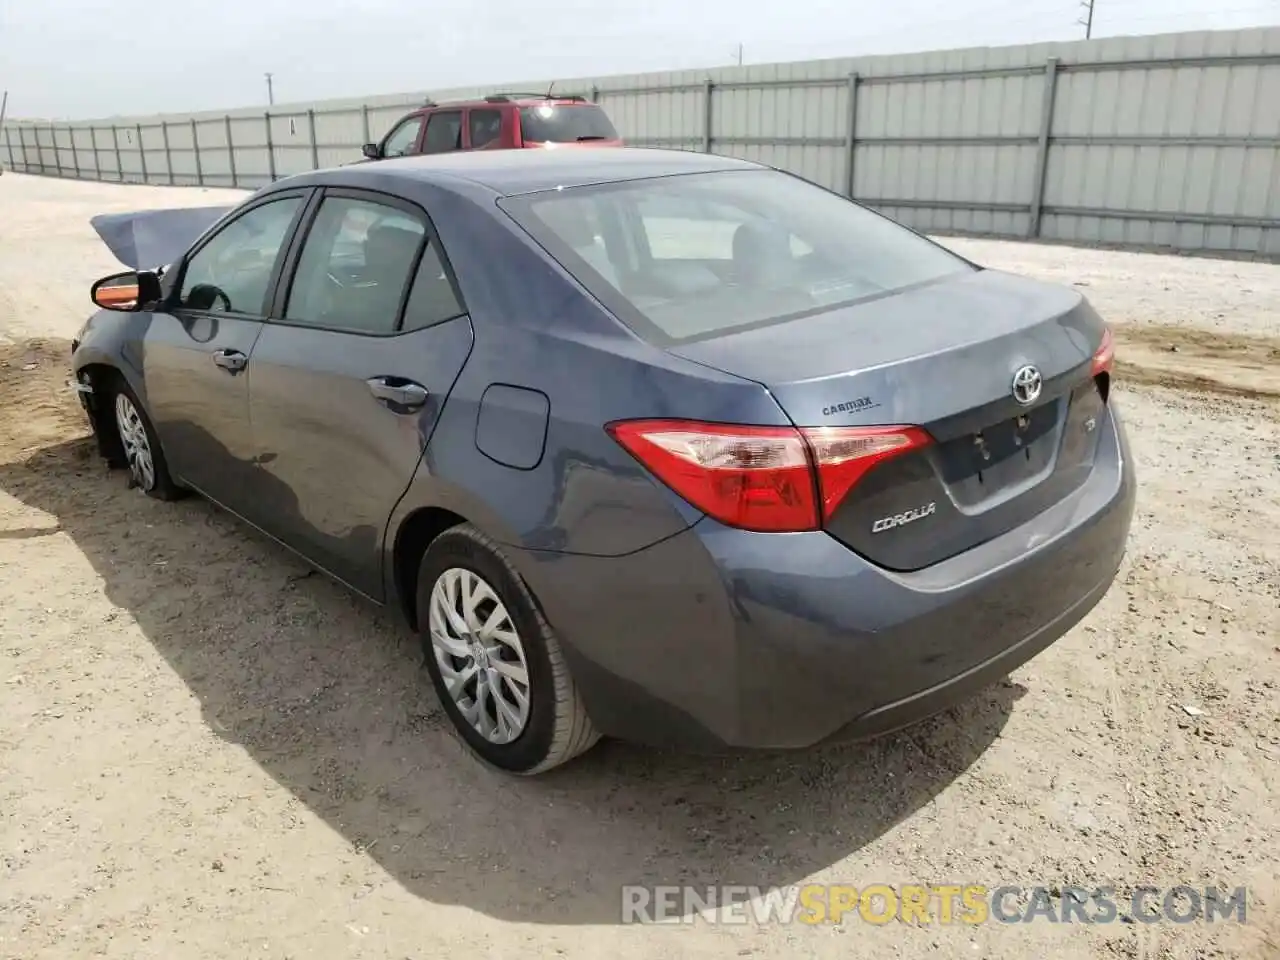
(185, 282), (233, 313)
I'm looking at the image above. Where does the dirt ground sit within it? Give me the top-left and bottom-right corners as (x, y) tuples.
(1, 173), (1277, 960)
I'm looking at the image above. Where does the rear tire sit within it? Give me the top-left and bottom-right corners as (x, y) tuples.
(416, 524), (599, 774)
(106, 378), (183, 501)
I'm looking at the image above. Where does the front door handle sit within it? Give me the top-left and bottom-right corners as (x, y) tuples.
(366, 376), (429, 409)
(212, 349), (247, 372)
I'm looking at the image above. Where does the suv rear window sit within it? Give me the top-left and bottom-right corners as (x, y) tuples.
(518, 103), (617, 143)
(501, 169), (973, 345)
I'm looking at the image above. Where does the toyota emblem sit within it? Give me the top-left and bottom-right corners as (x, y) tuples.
(1011, 365), (1043, 406)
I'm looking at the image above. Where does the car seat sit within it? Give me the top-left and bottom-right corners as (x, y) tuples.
(334, 223), (422, 331)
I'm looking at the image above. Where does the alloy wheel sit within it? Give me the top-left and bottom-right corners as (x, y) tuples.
(114, 393), (156, 492)
(428, 567), (532, 744)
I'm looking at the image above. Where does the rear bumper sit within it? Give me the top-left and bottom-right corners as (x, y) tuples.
(523, 405), (1137, 751)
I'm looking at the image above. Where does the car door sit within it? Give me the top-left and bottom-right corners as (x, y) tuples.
(421, 110), (463, 154)
(242, 188), (474, 598)
(142, 190), (309, 506)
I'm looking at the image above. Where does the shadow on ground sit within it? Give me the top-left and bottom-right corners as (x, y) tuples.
(0, 435), (1025, 925)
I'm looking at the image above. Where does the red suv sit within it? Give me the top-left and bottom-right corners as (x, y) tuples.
(360, 93), (623, 161)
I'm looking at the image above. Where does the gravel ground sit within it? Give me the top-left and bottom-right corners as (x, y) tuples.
(0, 173), (1277, 960)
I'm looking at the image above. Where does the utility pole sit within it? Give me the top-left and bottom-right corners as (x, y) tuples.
(1078, 0), (1095, 38)
(735, 43), (743, 66)
(264, 72), (275, 106)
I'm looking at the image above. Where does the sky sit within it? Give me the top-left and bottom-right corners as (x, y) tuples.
(1, 0), (1277, 119)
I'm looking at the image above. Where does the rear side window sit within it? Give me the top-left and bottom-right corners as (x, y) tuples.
(468, 109), (503, 148)
(402, 243), (465, 331)
(502, 169), (972, 345)
(423, 111), (462, 153)
(284, 197), (425, 334)
(518, 103), (617, 143)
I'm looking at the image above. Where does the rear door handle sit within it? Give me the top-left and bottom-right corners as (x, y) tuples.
(366, 376), (429, 409)
(212, 349), (247, 372)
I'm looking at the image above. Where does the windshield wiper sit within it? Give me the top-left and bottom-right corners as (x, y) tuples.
(575, 135), (608, 141)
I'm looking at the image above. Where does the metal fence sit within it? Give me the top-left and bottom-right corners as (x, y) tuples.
(5, 27), (1280, 258)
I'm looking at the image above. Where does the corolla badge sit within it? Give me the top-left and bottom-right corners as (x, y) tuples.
(871, 502), (937, 534)
(1011, 364), (1043, 406)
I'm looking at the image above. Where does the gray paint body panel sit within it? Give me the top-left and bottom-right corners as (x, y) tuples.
(243, 316), (476, 598)
(139, 314), (265, 502)
(669, 268), (1103, 429)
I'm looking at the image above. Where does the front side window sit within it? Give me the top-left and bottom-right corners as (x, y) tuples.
(284, 197), (426, 334)
(502, 169), (972, 343)
(178, 196), (303, 315)
(423, 111), (462, 154)
(382, 117), (423, 158)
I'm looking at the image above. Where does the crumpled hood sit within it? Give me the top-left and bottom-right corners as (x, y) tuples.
(90, 205), (235, 270)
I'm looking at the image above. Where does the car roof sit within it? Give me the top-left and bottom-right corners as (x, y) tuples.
(330, 148), (763, 198)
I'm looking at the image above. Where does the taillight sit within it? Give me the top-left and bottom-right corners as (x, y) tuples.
(802, 426), (933, 522)
(606, 421), (815, 532)
(1091, 325), (1115, 403)
(606, 419), (932, 533)
(1091, 326), (1115, 377)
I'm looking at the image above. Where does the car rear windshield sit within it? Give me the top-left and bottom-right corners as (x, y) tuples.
(518, 103), (618, 143)
(501, 169), (974, 344)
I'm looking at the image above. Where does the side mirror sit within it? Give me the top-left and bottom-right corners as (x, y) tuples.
(91, 270), (161, 312)
(361, 142), (381, 160)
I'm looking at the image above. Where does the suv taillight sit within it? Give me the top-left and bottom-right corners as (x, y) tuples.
(606, 419), (932, 533)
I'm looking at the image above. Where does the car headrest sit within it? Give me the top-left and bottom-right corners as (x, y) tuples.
(363, 224), (421, 275)
(731, 220), (793, 284)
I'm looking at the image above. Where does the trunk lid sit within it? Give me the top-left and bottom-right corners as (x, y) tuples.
(667, 269), (1112, 571)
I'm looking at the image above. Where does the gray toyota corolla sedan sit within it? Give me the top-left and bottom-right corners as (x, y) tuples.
(71, 148), (1136, 774)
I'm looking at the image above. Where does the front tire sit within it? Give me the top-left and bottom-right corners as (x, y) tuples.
(108, 379), (182, 500)
(416, 524), (599, 774)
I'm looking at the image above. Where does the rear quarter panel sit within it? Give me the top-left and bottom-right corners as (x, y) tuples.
(385, 179), (789, 556)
